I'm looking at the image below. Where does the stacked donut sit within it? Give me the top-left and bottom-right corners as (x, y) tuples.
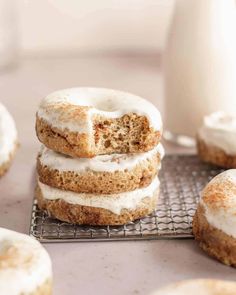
(35, 88), (164, 225)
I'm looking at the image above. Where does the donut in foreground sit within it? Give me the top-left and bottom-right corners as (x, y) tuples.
(0, 227), (52, 295)
(36, 176), (160, 225)
(0, 103), (18, 177)
(36, 88), (162, 157)
(150, 279), (236, 295)
(193, 169), (236, 267)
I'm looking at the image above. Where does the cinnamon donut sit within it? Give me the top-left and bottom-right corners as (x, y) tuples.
(36, 88), (162, 157)
(36, 176), (160, 225)
(37, 143), (164, 194)
(193, 169), (236, 267)
(0, 227), (52, 295)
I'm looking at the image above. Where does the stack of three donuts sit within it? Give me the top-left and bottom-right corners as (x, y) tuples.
(35, 88), (164, 225)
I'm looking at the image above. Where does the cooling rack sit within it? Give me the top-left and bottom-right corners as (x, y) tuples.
(29, 155), (223, 242)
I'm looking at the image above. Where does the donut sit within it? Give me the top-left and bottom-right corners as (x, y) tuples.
(0, 103), (18, 177)
(36, 88), (162, 157)
(0, 227), (52, 294)
(151, 279), (236, 295)
(37, 143), (164, 194)
(193, 170), (236, 267)
(197, 112), (236, 168)
(36, 176), (160, 225)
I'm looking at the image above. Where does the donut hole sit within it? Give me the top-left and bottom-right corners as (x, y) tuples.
(93, 99), (118, 112)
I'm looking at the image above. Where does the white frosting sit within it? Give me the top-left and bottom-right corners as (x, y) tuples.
(39, 143), (164, 173)
(151, 279), (236, 295)
(198, 112), (236, 155)
(200, 169), (236, 238)
(0, 228), (52, 295)
(0, 103), (17, 165)
(37, 87), (162, 133)
(38, 176), (160, 215)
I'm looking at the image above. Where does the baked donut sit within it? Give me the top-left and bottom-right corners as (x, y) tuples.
(197, 112), (236, 168)
(36, 176), (160, 225)
(151, 279), (236, 295)
(193, 170), (236, 267)
(0, 227), (52, 295)
(0, 103), (18, 177)
(37, 143), (164, 194)
(36, 88), (162, 157)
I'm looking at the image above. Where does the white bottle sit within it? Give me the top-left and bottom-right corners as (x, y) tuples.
(164, 0), (236, 142)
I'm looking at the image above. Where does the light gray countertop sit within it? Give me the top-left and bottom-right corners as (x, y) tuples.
(0, 55), (234, 295)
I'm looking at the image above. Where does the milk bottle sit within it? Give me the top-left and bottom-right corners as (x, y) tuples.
(164, 0), (236, 145)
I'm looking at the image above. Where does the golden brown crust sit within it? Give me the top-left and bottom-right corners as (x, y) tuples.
(0, 142), (18, 178)
(197, 137), (236, 168)
(36, 117), (90, 158)
(36, 185), (159, 225)
(37, 151), (161, 194)
(193, 204), (236, 267)
(36, 114), (161, 158)
(27, 279), (52, 295)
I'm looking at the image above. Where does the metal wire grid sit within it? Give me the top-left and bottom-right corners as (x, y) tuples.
(29, 155), (223, 242)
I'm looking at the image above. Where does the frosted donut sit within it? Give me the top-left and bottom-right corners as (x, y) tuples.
(197, 112), (236, 168)
(36, 176), (160, 225)
(37, 143), (164, 194)
(193, 169), (236, 267)
(0, 103), (18, 177)
(36, 87), (162, 157)
(0, 227), (52, 295)
(151, 279), (236, 295)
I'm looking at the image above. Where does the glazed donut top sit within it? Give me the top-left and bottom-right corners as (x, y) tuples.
(151, 279), (236, 295)
(198, 112), (236, 155)
(37, 87), (162, 133)
(0, 103), (17, 165)
(0, 228), (52, 294)
(38, 143), (164, 173)
(200, 169), (236, 238)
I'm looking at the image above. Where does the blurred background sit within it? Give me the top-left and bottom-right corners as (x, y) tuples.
(0, 0), (175, 65)
(19, 0), (174, 57)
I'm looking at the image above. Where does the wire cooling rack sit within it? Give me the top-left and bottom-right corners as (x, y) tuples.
(29, 155), (224, 242)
